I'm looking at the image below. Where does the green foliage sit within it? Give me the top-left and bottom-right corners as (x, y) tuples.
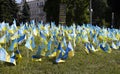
(44, 0), (60, 25)
(101, 19), (110, 28)
(44, 0), (89, 26)
(107, 0), (120, 12)
(92, 0), (111, 27)
(44, 0), (119, 27)
(63, 0), (90, 25)
(92, 0), (107, 19)
(74, 0), (89, 25)
(0, 0), (18, 23)
(107, 0), (120, 28)
(21, 1), (30, 23)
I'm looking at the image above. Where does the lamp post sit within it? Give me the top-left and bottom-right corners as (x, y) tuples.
(90, 0), (93, 25)
(111, 12), (114, 28)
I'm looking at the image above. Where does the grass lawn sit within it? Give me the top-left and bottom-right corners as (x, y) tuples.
(0, 36), (120, 74)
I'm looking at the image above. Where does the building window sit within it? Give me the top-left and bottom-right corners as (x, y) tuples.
(37, 3), (39, 6)
(39, 2), (43, 6)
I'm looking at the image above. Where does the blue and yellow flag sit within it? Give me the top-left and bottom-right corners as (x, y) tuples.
(0, 34), (6, 44)
(31, 36), (36, 49)
(11, 31), (20, 40)
(15, 50), (22, 63)
(18, 29), (25, 36)
(116, 41), (120, 48)
(17, 34), (26, 44)
(45, 40), (52, 57)
(1, 22), (8, 31)
(13, 19), (18, 30)
(81, 35), (89, 43)
(111, 42), (119, 49)
(10, 52), (16, 65)
(66, 41), (74, 58)
(32, 46), (42, 62)
(48, 47), (57, 58)
(99, 42), (112, 53)
(40, 31), (46, 40)
(62, 41), (74, 60)
(0, 47), (10, 63)
(92, 34), (99, 46)
(25, 38), (33, 51)
(9, 39), (18, 51)
(33, 27), (38, 36)
(63, 37), (67, 47)
(84, 42), (97, 54)
(84, 43), (91, 54)
(55, 43), (65, 63)
(35, 45), (43, 56)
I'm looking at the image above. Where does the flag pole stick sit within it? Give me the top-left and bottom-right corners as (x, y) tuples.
(4, 31), (6, 49)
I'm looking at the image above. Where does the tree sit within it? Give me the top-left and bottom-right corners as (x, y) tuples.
(92, 0), (111, 27)
(74, 0), (89, 25)
(61, 0), (89, 25)
(44, 0), (89, 26)
(10, 0), (18, 19)
(0, 0), (18, 23)
(107, 0), (120, 28)
(107, 0), (120, 12)
(44, 0), (60, 25)
(21, 1), (30, 23)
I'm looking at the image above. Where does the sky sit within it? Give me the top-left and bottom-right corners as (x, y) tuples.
(16, 0), (22, 3)
(16, 0), (34, 3)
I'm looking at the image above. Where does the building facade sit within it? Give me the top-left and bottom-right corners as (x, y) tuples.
(18, 0), (47, 23)
(27, 0), (47, 23)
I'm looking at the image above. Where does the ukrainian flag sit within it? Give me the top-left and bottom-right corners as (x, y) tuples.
(32, 45), (43, 61)
(15, 50), (22, 63)
(67, 41), (74, 58)
(1, 22), (8, 31)
(17, 34), (26, 44)
(111, 42), (119, 49)
(84, 43), (91, 54)
(48, 47), (57, 58)
(45, 40), (52, 57)
(8, 25), (15, 34)
(40, 31), (46, 40)
(0, 34), (6, 44)
(99, 42), (112, 53)
(55, 43), (65, 63)
(31, 36), (36, 49)
(0, 47), (10, 63)
(25, 38), (33, 51)
(81, 35), (89, 43)
(32, 27), (38, 36)
(11, 31), (20, 40)
(9, 39), (18, 51)
(10, 52), (16, 65)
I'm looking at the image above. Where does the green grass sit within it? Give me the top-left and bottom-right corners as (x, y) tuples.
(0, 37), (120, 74)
